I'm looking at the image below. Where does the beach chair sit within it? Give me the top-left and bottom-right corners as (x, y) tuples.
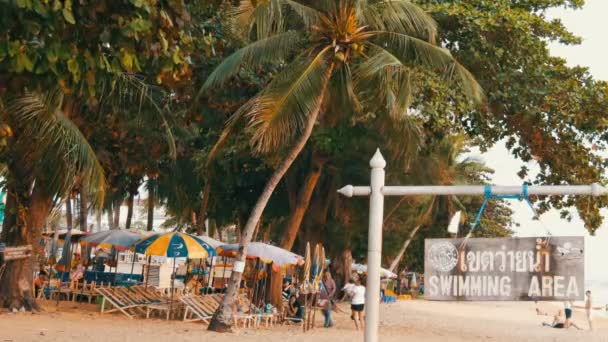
(51, 279), (77, 301)
(130, 285), (167, 304)
(73, 280), (97, 304)
(96, 287), (146, 319)
(180, 295), (219, 323)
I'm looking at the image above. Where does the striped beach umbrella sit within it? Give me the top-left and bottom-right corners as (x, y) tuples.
(134, 232), (215, 258)
(81, 230), (142, 251)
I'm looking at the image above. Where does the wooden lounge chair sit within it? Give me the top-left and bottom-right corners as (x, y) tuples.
(50, 279), (77, 302)
(180, 295), (219, 323)
(72, 280), (98, 304)
(96, 287), (146, 319)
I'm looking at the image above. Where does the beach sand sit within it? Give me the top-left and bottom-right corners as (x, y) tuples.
(1, 300), (607, 342)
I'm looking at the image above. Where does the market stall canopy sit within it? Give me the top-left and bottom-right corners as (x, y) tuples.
(352, 263), (398, 279)
(197, 235), (224, 249)
(134, 232), (216, 258)
(80, 230), (142, 251)
(217, 242), (303, 267)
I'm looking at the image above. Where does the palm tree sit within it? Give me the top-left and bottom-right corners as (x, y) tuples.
(0, 90), (106, 310)
(385, 135), (494, 272)
(200, 0), (483, 331)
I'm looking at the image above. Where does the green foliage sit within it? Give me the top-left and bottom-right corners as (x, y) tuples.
(413, 0), (608, 233)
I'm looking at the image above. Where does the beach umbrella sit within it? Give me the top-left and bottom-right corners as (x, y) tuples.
(196, 235), (224, 249)
(351, 263), (398, 279)
(134, 232), (216, 316)
(81, 230), (142, 251)
(134, 232), (216, 258)
(217, 242), (303, 267)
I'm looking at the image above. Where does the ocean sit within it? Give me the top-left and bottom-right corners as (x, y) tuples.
(584, 279), (608, 317)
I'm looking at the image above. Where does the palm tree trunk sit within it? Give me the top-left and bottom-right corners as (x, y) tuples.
(113, 199), (121, 229)
(388, 225), (421, 273)
(279, 153), (325, 251)
(197, 182), (211, 235)
(147, 180), (155, 231)
(207, 63), (335, 333)
(0, 182), (52, 310)
(107, 204), (114, 230)
(79, 187), (88, 231)
(126, 192), (134, 229)
(96, 210), (102, 232)
(332, 247), (353, 293)
(66, 197), (73, 230)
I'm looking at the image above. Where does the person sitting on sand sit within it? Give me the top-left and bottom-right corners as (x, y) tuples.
(34, 270), (49, 298)
(283, 279), (296, 300)
(542, 310), (566, 329)
(287, 293), (303, 323)
(347, 277), (366, 331)
(543, 310), (583, 330)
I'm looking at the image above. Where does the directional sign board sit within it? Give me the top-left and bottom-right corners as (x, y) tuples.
(424, 237), (584, 301)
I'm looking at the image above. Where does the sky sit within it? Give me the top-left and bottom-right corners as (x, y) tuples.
(470, 0), (608, 282)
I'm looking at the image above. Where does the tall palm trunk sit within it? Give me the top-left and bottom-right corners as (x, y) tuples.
(197, 182), (211, 235)
(279, 153), (325, 251)
(96, 210), (102, 232)
(147, 180), (155, 231)
(208, 63), (335, 332)
(125, 179), (139, 229)
(65, 197), (73, 230)
(126, 192), (134, 229)
(388, 225), (421, 273)
(0, 182), (53, 310)
(79, 187), (88, 231)
(107, 204), (114, 230)
(113, 199), (121, 229)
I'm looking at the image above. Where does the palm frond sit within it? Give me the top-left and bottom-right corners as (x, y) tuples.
(206, 98), (255, 165)
(199, 31), (302, 95)
(227, 0), (285, 41)
(359, 0), (437, 42)
(99, 73), (177, 159)
(9, 91), (106, 209)
(284, 0), (321, 27)
(245, 47), (331, 153)
(369, 32), (484, 102)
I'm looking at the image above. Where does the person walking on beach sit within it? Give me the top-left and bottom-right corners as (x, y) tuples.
(574, 290), (606, 331)
(563, 300), (583, 330)
(347, 277), (366, 331)
(321, 271), (336, 328)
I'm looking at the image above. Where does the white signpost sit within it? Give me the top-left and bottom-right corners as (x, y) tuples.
(337, 149), (607, 342)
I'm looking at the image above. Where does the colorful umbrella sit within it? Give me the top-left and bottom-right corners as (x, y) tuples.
(80, 230), (142, 251)
(217, 242), (303, 267)
(134, 232), (215, 258)
(352, 263), (398, 279)
(196, 235), (224, 249)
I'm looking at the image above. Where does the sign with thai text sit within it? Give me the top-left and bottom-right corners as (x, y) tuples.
(424, 237), (584, 301)
(2, 245), (33, 261)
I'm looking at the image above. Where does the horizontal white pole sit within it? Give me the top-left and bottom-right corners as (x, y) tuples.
(338, 184), (607, 198)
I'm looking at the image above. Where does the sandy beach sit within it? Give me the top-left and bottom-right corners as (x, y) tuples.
(1, 300), (606, 342)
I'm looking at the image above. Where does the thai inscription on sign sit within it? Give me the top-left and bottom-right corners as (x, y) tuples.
(424, 237), (584, 301)
(2, 245), (33, 261)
